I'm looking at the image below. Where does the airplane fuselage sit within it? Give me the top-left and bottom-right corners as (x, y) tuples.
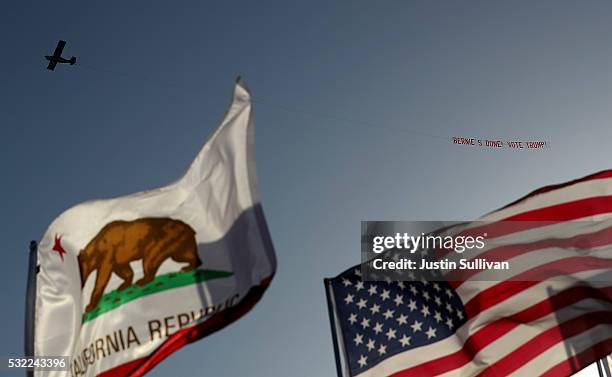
(45, 55), (71, 63)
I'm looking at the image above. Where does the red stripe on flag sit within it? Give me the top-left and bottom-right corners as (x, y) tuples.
(476, 311), (612, 376)
(498, 170), (612, 212)
(447, 226), (612, 288)
(503, 196), (612, 222)
(97, 277), (273, 377)
(464, 257), (612, 318)
(437, 195), (612, 260)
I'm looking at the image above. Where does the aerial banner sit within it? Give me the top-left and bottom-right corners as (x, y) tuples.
(32, 78), (276, 376)
(452, 136), (550, 149)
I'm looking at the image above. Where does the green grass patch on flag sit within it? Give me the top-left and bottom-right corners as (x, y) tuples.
(82, 269), (233, 323)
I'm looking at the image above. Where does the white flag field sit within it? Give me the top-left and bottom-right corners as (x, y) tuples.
(31, 79), (276, 377)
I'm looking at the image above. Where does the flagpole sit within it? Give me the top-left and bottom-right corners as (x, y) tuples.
(324, 279), (350, 377)
(597, 357), (611, 377)
(602, 356), (612, 376)
(24, 240), (37, 377)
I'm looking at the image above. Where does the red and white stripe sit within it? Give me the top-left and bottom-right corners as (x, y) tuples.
(357, 170), (612, 377)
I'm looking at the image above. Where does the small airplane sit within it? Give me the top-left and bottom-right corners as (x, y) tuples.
(45, 40), (76, 71)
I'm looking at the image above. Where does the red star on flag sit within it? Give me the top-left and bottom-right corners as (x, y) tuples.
(52, 234), (66, 261)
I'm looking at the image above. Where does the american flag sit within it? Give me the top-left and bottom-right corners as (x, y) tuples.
(325, 170), (612, 376)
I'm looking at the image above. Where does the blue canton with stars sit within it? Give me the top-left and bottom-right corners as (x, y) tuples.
(327, 267), (467, 375)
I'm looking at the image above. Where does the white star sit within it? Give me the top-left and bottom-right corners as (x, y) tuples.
(407, 299), (417, 311)
(383, 309), (394, 320)
(369, 303), (380, 315)
(344, 294), (354, 305)
(434, 311), (442, 323)
(399, 334), (411, 347)
(355, 281), (365, 291)
(358, 355), (367, 367)
(433, 282), (441, 291)
(426, 327), (437, 339)
(368, 285), (377, 296)
(457, 310), (464, 320)
(397, 281), (405, 289)
(423, 291), (430, 301)
(421, 305), (430, 317)
(445, 288), (453, 298)
(357, 298), (368, 309)
(396, 313), (408, 325)
(445, 303), (453, 312)
(407, 271), (416, 280)
(380, 289), (390, 301)
(355, 269), (362, 277)
(411, 320), (423, 333)
(354, 333), (364, 346)
(378, 344), (387, 356)
(342, 278), (352, 287)
(445, 318), (453, 329)
(409, 286), (418, 295)
(420, 277), (428, 285)
(386, 328), (397, 340)
(360, 317), (370, 329)
(373, 322), (384, 334)
(366, 339), (376, 351)
(348, 313), (358, 325)
(434, 296), (441, 306)
(394, 294), (404, 306)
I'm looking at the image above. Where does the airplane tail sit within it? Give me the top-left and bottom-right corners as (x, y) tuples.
(70, 57), (76, 65)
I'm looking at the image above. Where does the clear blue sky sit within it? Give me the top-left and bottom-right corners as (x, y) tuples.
(1, 1), (612, 375)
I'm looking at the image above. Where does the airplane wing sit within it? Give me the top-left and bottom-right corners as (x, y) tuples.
(53, 40), (66, 57)
(47, 60), (57, 71)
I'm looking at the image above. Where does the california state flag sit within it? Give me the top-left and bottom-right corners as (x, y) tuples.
(32, 79), (276, 376)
